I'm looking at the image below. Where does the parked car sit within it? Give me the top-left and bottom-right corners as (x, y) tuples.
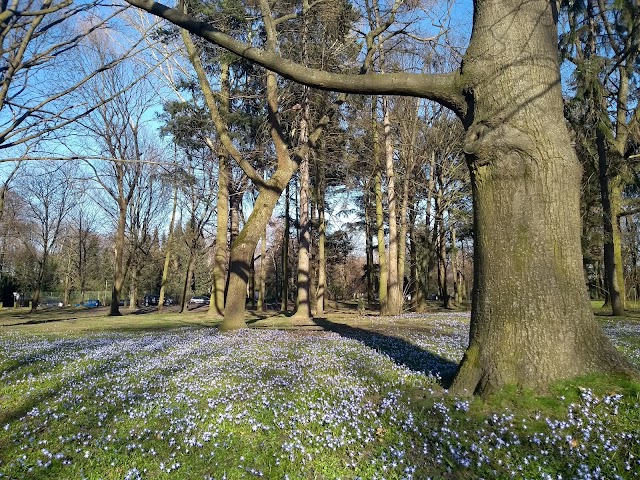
(143, 295), (172, 306)
(83, 299), (102, 308)
(143, 295), (160, 306)
(189, 295), (210, 305)
(41, 299), (63, 308)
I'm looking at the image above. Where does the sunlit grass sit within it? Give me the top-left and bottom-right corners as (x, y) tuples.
(0, 311), (639, 479)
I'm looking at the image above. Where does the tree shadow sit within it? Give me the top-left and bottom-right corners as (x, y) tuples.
(311, 317), (458, 388)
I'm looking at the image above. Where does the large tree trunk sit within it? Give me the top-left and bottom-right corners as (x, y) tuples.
(293, 92), (312, 319)
(222, 171), (295, 330)
(450, 0), (634, 394)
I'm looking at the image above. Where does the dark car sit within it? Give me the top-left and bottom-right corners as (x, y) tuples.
(83, 299), (102, 308)
(143, 295), (160, 306)
(143, 295), (172, 306)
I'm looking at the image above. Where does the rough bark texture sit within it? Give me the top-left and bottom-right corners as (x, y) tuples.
(450, 0), (635, 394)
(222, 171), (296, 330)
(409, 203), (418, 311)
(293, 90), (312, 319)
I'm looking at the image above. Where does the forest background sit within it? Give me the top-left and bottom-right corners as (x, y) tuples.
(0, 0), (638, 332)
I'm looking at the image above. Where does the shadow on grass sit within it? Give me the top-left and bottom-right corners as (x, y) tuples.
(311, 317), (458, 388)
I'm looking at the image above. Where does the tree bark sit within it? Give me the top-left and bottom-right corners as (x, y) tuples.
(598, 133), (625, 316)
(179, 248), (195, 313)
(450, 0), (635, 394)
(281, 183), (290, 312)
(383, 99), (402, 315)
(222, 171), (297, 330)
(109, 202), (127, 316)
(364, 188), (374, 308)
(159, 183), (178, 313)
(435, 181), (451, 309)
(257, 229), (267, 311)
(209, 62), (231, 318)
(293, 90), (312, 319)
(409, 201), (418, 311)
(418, 151), (436, 311)
(129, 262), (138, 310)
(316, 164), (326, 316)
(373, 97), (388, 314)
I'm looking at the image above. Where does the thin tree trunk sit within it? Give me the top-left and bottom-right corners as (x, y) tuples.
(293, 93), (312, 319)
(365, 188), (374, 307)
(418, 151), (436, 311)
(257, 229), (266, 311)
(316, 168), (326, 316)
(436, 191), (450, 309)
(373, 97), (388, 314)
(180, 249), (196, 314)
(129, 262), (138, 310)
(30, 254), (46, 313)
(210, 62), (231, 318)
(110, 202), (127, 316)
(249, 253), (256, 309)
(598, 132), (625, 316)
(159, 184), (178, 313)
(281, 183), (289, 312)
(409, 203), (418, 311)
(398, 161), (410, 309)
(383, 98), (402, 315)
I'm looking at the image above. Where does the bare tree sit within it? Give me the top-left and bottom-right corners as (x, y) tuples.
(76, 53), (155, 315)
(0, 0), (136, 151)
(16, 162), (76, 311)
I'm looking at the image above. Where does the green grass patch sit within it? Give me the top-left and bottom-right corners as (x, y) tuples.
(0, 312), (639, 479)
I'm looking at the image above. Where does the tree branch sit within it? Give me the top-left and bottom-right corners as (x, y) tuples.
(125, 0), (466, 116)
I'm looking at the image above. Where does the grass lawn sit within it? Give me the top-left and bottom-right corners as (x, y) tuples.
(0, 306), (639, 479)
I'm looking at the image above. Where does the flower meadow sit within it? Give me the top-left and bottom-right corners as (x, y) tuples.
(0, 313), (639, 479)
